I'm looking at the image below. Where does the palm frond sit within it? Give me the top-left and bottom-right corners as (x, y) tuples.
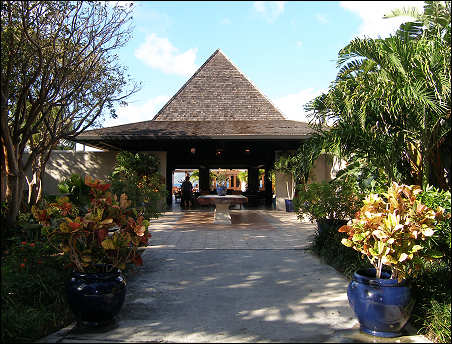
(383, 6), (423, 20)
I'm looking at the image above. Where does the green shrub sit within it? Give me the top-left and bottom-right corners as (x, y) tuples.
(410, 260), (451, 343)
(109, 151), (167, 219)
(310, 224), (371, 279)
(295, 177), (363, 222)
(420, 299), (451, 343)
(57, 173), (91, 209)
(417, 186), (451, 263)
(1, 239), (73, 343)
(2, 207), (44, 251)
(410, 186), (451, 343)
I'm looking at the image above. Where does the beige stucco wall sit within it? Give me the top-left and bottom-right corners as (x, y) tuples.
(308, 154), (335, 183)
(25, 151), (167, 199)
(274, 153), (334, 211)
(40, 151), (118, 195)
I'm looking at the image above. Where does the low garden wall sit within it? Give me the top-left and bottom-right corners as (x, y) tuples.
(24, 150), (167, 196)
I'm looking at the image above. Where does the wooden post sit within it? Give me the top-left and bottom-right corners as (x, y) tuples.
(199, 167), (210, 194)
(264, 167), (273, 207)
(247, 167), (258, 194)
(166, 166), (173, 208)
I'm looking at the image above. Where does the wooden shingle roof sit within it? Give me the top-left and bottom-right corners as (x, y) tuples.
(76, 49), (316, 148)
(152, 49), (286, 121)
(76, 120), (313, 140)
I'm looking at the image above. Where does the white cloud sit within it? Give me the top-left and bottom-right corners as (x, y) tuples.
(274, 88), (325, 122)
(220, 18), (231, 25)
(253, 1), (287, 23)
(104, 95), (170, 128)
(340, 1), (424, 38)
(315, 13), (328, 24)
(296, 40), (302, 47)
(135, 34), (198, 76)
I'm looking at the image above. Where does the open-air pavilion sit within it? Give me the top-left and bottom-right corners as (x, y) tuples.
(73, 49), (331, 209)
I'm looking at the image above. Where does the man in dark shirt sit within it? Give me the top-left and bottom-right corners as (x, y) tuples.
(180, 175), (193, 209)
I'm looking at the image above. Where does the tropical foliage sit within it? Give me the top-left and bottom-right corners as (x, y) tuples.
(2, 239), (73, 343)
(212, 168), (230, 186)
(32, 176), (151, 272)
(109, 151), (166, 219)
(272, 133), (335, 199)
(339, 182), (449, 281)
(305, 1), (451, 190)
(238, 170), (248, 186)
(384, 1), (451, 41)
(295, 177), (363, 222)
(1, 1), (140, 227)
(57, 174), (92, 210)
(417, 185), (452, 263)
(273, 154), (298, 199)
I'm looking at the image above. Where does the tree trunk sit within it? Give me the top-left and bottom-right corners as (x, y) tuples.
(28, 171), (41, 206)
(1, 137), (26, 227)
(6, 171), (25, 227)
(28, 150), (51, 206)
(1, 140), (7, 205)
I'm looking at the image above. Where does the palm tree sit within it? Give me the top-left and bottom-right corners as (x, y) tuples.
(307, 3), (450, 189)
(384, 1), (451, 41)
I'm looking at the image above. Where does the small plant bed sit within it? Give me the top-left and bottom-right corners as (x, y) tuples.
(2, 169), (164, 341)
(1, 238), (74, 343)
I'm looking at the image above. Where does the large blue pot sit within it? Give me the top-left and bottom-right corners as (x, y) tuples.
(347, 268), (415, 338)
(66, 267), (127, 327)
(216, 185), (227, 196)
(285, 199), (294, 212)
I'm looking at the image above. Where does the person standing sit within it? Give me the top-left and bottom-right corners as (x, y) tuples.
(180, 175), (193, 209)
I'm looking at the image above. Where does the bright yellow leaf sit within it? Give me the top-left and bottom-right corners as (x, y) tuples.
(101, 239), (116, 250)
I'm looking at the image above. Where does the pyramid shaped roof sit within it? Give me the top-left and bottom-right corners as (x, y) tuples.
(152, 49), (286, 121)
(75, 49), (315, 150)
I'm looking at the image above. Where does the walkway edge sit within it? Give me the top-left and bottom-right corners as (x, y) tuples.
(36, 322), (77, 343)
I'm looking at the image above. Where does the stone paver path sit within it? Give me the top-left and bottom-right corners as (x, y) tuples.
(40, 209), (430, 343)
(149, 210), (316, 250)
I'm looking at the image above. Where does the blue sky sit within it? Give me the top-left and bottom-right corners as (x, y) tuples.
(102, 1), (424, 128)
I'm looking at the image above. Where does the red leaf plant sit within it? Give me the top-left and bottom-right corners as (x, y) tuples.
(33, 176), (151, 273)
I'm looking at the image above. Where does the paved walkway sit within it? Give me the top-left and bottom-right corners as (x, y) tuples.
(149, 210), (315, 250)
(40, 210), (430, 343)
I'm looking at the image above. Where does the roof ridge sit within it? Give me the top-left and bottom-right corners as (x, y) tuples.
(217, 50), (287, 120)
(151, 49), (222, 121)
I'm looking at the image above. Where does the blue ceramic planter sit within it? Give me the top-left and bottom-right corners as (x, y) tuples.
(66, 267), (127, 327)
(284, 199), (294, 212)
(216, 185), (227, 196)
(347, 268), (415, 338)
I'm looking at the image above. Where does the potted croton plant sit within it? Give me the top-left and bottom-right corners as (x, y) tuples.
(339, 182), (449, 338)
(32, 176), (151, 328)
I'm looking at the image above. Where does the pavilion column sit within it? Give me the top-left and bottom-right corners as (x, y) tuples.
(264, 167), (273, 207)
(199, 167), (210, 194)
(247, 167), (259, 194)
(166, 166), (173, 207)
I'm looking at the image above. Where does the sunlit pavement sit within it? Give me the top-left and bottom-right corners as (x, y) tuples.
(39, 209), (430, 343)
